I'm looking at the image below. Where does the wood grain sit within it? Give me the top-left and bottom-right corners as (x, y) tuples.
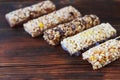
(0, 0), (120, 80)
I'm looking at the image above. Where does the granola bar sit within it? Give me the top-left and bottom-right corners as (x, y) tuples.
(24, 6), (81, 37)
(82, 37), (120, 70)
(61, 23), (116, 55)
(43, 14), (100, 46)
(5, 0), (56, 27)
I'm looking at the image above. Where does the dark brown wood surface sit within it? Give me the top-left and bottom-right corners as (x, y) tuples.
(0, 0), (120, 80)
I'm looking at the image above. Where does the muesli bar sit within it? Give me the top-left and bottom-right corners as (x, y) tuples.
(61, 23), (116, 55)
(82, 37), (120, 70)
(43, 14), (100, 46)
(5, 0), (56, 27)
(24, 6), (81, 37)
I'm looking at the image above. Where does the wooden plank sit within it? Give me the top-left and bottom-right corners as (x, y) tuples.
(0, 0), (120, 79)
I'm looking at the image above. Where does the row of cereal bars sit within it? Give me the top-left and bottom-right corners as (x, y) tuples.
(5, 0), (120, 70)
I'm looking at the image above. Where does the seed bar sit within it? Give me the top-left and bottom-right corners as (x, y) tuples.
(24, 6), (81, 37)
(43, 14), (100, 46)
(61, 23), (116, 55)
(5, 0), (56, 27)
(82, 37), (120, 70)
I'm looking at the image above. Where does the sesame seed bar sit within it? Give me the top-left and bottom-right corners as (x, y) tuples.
(43, 14), (100, 46)
(24, 6), (81, 37)
(5, 0), (56, 27)
(61, 23), (116, 55)
(82, 37), (120, 70)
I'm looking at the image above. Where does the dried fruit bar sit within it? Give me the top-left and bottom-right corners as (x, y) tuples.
(61, 23), (116, 55)
(43, 14), (100, 46)
(5, 0), (56, 27)
(82, 37), (120, 70)
(24, 6), (81, 37)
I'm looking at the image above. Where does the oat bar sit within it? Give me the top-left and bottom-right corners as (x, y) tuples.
(82, 37), (120, 70)
(61, 23), (116, 55)
(43, 14), (100, 46)
(5, 0), (56, 27)
(24, 6), (81, 37)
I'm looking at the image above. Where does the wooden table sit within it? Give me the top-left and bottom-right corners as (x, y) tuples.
(0, 0), (120, 80)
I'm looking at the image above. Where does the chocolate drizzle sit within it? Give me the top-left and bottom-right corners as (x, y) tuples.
(55, 27), (65, 36)
(69, 12), (74, 16)
(71, 23), (76, 30)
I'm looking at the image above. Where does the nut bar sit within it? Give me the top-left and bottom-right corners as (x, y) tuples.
(24, 6), (81, 37)
(5, 0), (56, 27)
(82, 37), (120, 70)
(43, 14), (100, 46)
(61, 23), (116, 55)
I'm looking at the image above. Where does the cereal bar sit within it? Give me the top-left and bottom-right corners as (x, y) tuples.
(61, 23), (116, 55)
(24, 6), (81, 37)
(43, 14), (100, 46)
(5, 0), (56, 27)
(82, 37), (120, 70)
